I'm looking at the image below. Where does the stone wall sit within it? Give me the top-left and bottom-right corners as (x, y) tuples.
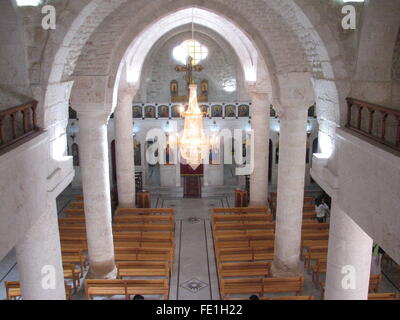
(139, 26), (247, 103)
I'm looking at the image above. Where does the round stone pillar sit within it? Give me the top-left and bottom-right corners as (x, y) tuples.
(16, 199), (66, 300)
(248, 87), (270, 206)
(324, 203), (373, 300)
(272, 106), (308, 276)
(78, 111), (116, 279)
(115, 90), (137, 208)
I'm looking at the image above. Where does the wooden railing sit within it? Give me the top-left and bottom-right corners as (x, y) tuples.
(346, 98), (400, 151)
(0, 100), (39, 150)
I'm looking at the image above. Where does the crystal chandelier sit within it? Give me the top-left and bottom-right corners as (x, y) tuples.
(179, 84), (209, 170)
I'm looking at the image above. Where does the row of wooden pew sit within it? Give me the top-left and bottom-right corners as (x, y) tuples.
(85, 206), (175, 300)
(4, 195), (176, 300)
(212, 206), (313, 300)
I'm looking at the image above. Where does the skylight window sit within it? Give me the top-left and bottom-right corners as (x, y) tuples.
(173, 40), (208, 65)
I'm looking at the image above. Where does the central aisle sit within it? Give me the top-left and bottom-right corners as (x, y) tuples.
(157, 195), (232, 300)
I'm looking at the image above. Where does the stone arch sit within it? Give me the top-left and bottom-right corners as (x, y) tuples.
(29, 0), (346, 127)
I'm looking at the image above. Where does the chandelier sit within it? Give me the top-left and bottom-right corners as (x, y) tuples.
(179, 84), (209, 170)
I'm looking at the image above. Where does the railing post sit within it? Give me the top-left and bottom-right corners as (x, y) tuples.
(346, 99), (352, 127)
(380, 112), (388, 140)
(0, 116), (3, 145)
(357, 106), (363, 130)
(396, 116), (400, 148)
(10, 112), (17, 139)
(31, 103), (38, 129)
(367, 108), (375, 134)
(22, 109), (29, 134)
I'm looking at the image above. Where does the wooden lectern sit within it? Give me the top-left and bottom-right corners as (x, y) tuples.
(136, 191), (151, 208)
(235, 189), (248, 207)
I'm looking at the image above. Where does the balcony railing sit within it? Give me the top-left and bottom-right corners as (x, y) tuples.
(0, 100), (39, 151)
(346, 98), (400, 152)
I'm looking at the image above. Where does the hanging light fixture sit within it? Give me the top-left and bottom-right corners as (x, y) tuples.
(178, 9), (209, 170)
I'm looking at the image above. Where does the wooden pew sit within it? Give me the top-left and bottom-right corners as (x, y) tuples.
(368, 293), (400, 300)
(303, 211), (317, 220)
(215, 238), (274, 249)
(113, 224), (175, 233)
(113, 232), (174, 242)
(212, 207), (270, 215)
(212, 222), (275, 233)
(303, 246), (328, 272)
(220, 277), (304, 299)
(216, 246), (274, 263)
(369, 274), (382, 293)
(114, 248), (174, 264)
(85, 279), (169, 300)
(218, 262), (271, 278)
(64, 208), (85, 216)
(116, 261), (170, 279)
(310, 258), (327, 288)
(302, 222), (330, 231)
(212, 213), (273, 224)
(69, 201), (84, 209)
(62, 248), (88, 271)
(301, 239), (329, 259)
(301, 232), (329, 241)
(5, 281), (72, 300)
(59, 216), (86, 224)
(114, 214), (175, 224)
(115, 208), (175, 216)
(114, 239), (174, 249)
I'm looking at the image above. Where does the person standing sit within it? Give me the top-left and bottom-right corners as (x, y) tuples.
(315, 198), (329, 223)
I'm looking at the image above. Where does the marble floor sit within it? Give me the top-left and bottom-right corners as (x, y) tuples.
(1, 187), (399, 300)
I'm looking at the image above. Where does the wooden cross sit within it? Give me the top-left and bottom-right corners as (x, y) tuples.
(175, 56), (203, 90)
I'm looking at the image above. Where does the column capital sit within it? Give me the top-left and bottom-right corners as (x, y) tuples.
(76, 108), (111, 124)
(118, 83), (139, 103)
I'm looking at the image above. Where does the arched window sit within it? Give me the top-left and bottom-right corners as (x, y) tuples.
(173, 40), (208, 65)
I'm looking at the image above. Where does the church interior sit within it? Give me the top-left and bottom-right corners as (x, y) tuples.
(0, 0), (400, 301)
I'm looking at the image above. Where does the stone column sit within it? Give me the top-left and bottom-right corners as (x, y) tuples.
(324, 203), (373, 300)
(115, 88), (137, 208)
(78, 111), (116, 279)
(16, 199), (66, 300)
(248, 87), (270, 206)
(272, 106), (308, 276)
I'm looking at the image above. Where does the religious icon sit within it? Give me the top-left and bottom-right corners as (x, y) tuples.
(225, 105), (236, 118)
(201, 80), (208, 96)
(133, 105), (143, 118)
(171, 105), (182, 118)
(134, 139), (141, 166)
(145, 106), (156, 118)
(158, 105), (169, 118)
(212, 105), (223, 117)
(200, 105), (209, 117)
(238, 104), (250, 117)
(170, 80), (178, 97)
